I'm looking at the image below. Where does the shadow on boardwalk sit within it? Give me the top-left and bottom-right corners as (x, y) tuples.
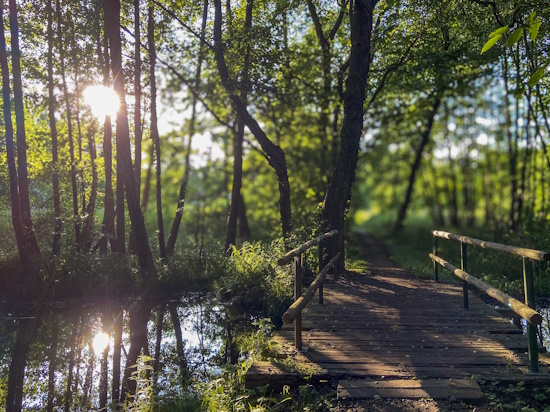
(248, 232), (549, 400)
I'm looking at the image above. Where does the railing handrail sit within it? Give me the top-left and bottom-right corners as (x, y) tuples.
(278, 230), (338, 266)
(430, 253), (542, 325)
(432, 230), (550, 261)
(283, 252), (341, 325)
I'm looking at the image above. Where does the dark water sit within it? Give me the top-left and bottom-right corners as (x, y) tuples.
(0, 294), (228, 411)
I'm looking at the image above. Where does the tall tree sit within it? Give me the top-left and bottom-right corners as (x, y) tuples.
(213, 0), (292, 243)
(224, 0), (252, 252)
(148, 4), (167, 260)
(47, 0), (62, 256)
(9, 0), (40, 255)
(166, 0), (209, 255)
(56, 0), (80, 250)
(321, 0), (379, 270)
(0, 1), (28, 263)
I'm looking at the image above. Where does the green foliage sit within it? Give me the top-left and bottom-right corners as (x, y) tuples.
(217, 241), (293, 327)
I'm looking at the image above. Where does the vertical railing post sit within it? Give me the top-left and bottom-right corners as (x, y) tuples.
(433, 235), (439, 282)
(461, 242), (469, 309)
(523, 257), (539, 373)
(332, 233), (338, 279)
(294, 255), (302, 349)
(318, 243), (324, 304)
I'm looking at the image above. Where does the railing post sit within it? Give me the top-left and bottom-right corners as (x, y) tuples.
(461, 242), (469, 309)
(294, 255), (302, 350)
(332, 234), (338, 279)
(523, 257), (539, 373)
(433, 235), (439, 282)
(318, 243), (323, 304)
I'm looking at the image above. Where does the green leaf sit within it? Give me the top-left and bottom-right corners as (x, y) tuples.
(526, 11), (536, 24)
(489, 26), (509, 38)
(481, 34), (502, 54)
(507, 28), (523, 47)
(528, 67), (546, 88)
(530, 18), (542, 41)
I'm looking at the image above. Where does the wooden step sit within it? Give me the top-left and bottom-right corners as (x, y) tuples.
(337, 378), (484, 401)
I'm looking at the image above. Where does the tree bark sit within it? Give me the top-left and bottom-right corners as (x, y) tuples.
(105, 0), (155, 274)
(321, 0), (378, 270)
(0, 2), (28, 263)
(166, 0), (209, 255)
(47, 0), (61, 256)
(63, 314), (78, 412)
(213, 0), (292, 243)
(9, 0), (40, 256)
(55, 0), (80, 250)
(98, 310), (110, 411)
(99, 2), (114, 254)
(148, 4), (167, 261)
(224, 0), (252, 252)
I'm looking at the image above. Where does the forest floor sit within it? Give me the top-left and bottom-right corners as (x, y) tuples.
(322, 232), (550, 412)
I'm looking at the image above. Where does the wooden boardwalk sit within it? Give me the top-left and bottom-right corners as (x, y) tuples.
(246, 236), (549, 400)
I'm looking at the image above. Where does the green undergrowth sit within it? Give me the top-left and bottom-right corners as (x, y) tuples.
(479, 379), (550, 411)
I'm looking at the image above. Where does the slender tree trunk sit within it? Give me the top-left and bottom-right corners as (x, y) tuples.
(81, 341), (94, 410)
(169, 302), (188, 386)
(214, 0), (292, 243)
(393, 94), (442, 233)
(47, 0), (62, 256)
(153, 305), (165, 375)
(56, 0), (80, 250)
(0, 3), (28, 263)
(224, 0), (251, 252)
(80, 124), (99, 252)
(148, 4), (167, 260)
(134, 0), (142, 201)
(8, 0), (40, 255)
(99, 2), (114, 254)
(105, 0), (155, 273)
(166, 0), (209, 255)
(321, 0), (379, 270)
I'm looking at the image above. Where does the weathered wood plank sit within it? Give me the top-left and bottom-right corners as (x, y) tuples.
(337, 379), (484, 401)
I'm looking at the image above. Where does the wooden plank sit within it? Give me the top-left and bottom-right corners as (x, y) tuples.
(337, 379), (484, 401)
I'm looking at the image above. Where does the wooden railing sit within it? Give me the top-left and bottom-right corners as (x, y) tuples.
(430, 230), (546, 373)
(279, 230), (340, 349)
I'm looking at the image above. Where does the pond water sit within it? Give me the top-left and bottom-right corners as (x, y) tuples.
(0, 294), (231, 411)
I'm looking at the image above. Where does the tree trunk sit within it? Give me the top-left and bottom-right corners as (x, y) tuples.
(213, 0), (292, 243)
(166, 0), (209, 255)
(169, 302), (188, 386)
(134, 0), (142, 201)
(80, 341), (94, 410)
(141, 143), (154, 213)
(46, 319), (58, 412)
(148, 4), (167, 261)
(98, 310), (110, 411)
(8, 0), (40, 256)
(47, 0), (61, 256)
(55, 0), (80, 250)
(0, 2), (28, 263)
(153, 305), (165, 375)
(224, 0), (252, 253)
(393, 94), (442, 233)
(105, 0), (155, 274)
(80, 124), (99, 252)
(238, 193), (250, 240)
(321, 0), (378, 270)
(99, 2), (114, 254)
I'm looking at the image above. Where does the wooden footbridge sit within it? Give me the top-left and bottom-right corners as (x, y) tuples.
(246, 231), (549, 401)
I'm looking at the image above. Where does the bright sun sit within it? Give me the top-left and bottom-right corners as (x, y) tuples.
(83, 85), (120, 120)
(92, 331), (111, 354)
